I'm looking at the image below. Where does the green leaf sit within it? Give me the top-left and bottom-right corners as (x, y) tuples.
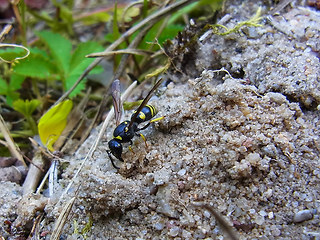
(145, 60), (170, 79)
(158, 24), (184, 44)
(0, 44), (29, 63)
(133, 20), (163, 51)
(12, 98), (40, 135)
(37, 31), (72, 75)
(65, 41), (103, 97)
(89, 65), (103, 75)
(13, 52), (56, 79)
(0, 75), (25, 107)
(38, 100), (73, 151)
(65, 74), (86, 98)
(111, 2), (127, 66)
(198, 0), (225, 11)
(9, 74), (25, 91)
(65, 66), (103, 97)
(31, 47), (50, 60)
(142, 0), (148, 19)
(123, 6), (140, 23)
(81, 12), (111, 25)
(104, 33), (114, 43)
(167, 2), (198, 25)
(5, 92), (20, 107)
(59, 5), (73, 25)
(13, 99), (41, 118)
(69, 41), (104, 74)
(113, 2), (120, 41)
(0, 77), (8, 94)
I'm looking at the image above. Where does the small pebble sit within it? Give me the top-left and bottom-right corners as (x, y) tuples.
(177, 169), (186, 176)
(168, 226), (180, 237)
(268, 212), (274, 219)
(154, 222), (164, 231)
(255, 215), (265, 225)
(182, 230), (192, 238)
(293, 209), (316, 223)
(0, 166), (22, 183)
(203, 210), (211, 218)
(264, 189), (273, 198)
(249, 209), (256, 214)
(259, 210), (267, 217)
(0, 157), (17, 167)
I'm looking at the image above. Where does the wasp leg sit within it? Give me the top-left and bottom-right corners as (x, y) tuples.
(107, 150), (123, 169)
(128, 145), (135, 153)
(150, 116), (165, 123)
(127, 140), (135, 153)
(137, 133), (148, 148)
(137, 116), (165, 131)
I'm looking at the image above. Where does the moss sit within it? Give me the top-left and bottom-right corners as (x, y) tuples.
(209, 7), (262, 35)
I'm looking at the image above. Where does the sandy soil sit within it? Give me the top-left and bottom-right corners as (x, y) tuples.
(1, 0), (319, 239)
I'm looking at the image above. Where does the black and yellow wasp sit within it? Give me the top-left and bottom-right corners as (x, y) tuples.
(107, 78), (164, 169)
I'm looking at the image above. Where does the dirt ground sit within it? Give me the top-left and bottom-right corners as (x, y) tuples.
(1, 0), (320, 239)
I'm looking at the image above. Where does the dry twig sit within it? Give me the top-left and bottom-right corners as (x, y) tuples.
(0, 114), (27, 167)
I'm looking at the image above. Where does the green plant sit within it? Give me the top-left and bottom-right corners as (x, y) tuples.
(12, 30), (104, 98)
(12, 99), (40, 135)
(0, 74), (25, 107)
(209, 7), (263, 35)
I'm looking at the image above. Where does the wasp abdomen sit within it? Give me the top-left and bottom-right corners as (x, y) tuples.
(133, 105), (157, 124)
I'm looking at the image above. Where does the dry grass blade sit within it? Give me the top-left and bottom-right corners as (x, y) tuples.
(48, 160), (59, 196)
(50, 196), (76, 240)
(192, 202), (239, 240)
(28, 213), (43, 240)
(0, 114), (27, 167)
(0, 23), (13, 41)
(268, 0), (294, 15)
(86, 48), (153, 58)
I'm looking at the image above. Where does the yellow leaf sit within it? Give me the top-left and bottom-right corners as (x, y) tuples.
(145, 61), (171, 79)
(38, 100), (73, 151)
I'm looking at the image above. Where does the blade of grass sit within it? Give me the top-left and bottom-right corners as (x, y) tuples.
(86, 48), (153, 58)
(50, 196), (76, 240)
(192, 202), (239, 240)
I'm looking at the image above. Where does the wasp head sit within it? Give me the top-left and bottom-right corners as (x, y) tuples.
(108, 139), (123, 160)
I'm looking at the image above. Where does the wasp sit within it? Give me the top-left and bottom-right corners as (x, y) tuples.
(107, 78), (164, 169)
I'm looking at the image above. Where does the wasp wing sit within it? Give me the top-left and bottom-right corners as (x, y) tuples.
(111, 79), (122, 126)
(128, 78), (163, 129)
